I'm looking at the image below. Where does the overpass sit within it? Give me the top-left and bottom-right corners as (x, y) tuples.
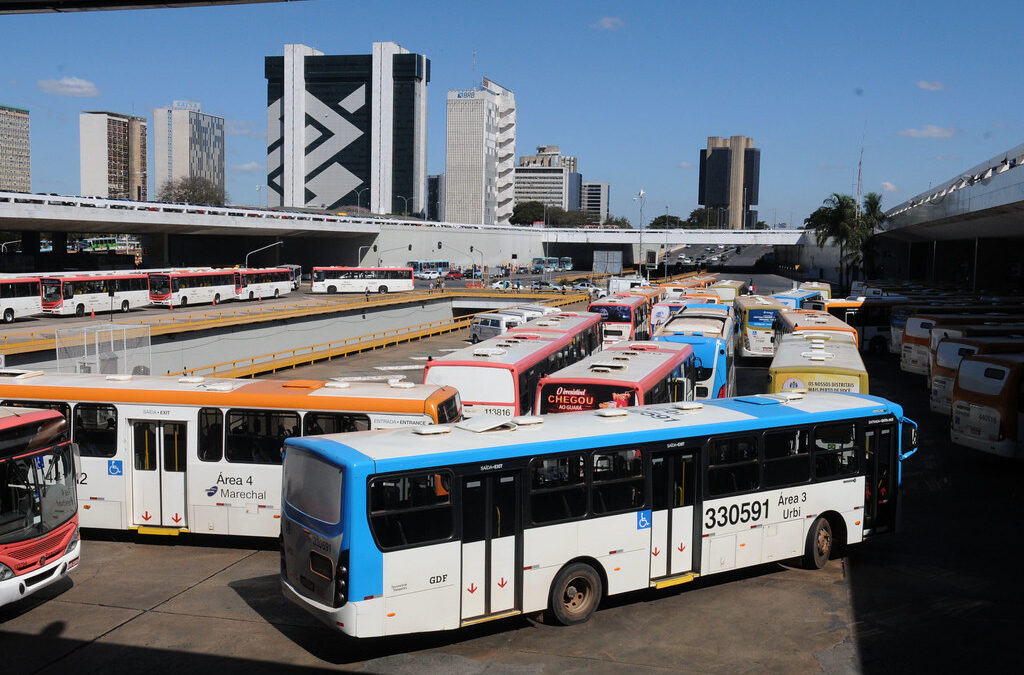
(0, 191), (804, 270)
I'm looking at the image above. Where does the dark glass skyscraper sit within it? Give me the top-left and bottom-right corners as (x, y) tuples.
(698, 136), (760, 229)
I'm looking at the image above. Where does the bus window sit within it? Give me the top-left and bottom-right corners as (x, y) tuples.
(530, 454), (586, 523)
(225, 409), (298, 464)
(591, 448), (644, 513)
(198, 408), (224, 462)
(73, 403), (117, 458)
(762, 428), (811, 487)
(368, 472), (453, 549)
(813, 423), (859, 478)
(707, 436), (758, 496)
(0, 400), (71, 425)
(303, 412), (370, 435)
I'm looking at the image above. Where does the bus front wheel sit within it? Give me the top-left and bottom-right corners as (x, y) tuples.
(804, 517), (833, 569)
(378, 285), (388, 294)
(180, 296), (188, 307)
(121, 300), (130, 313)
(2, 308), (13, 323)
(75, 304), (85, 317)
(549, 562), (602, 625)
(214, 293), (221, 305)
(327, 286), (337, 294)
(274, 288), (280, 298)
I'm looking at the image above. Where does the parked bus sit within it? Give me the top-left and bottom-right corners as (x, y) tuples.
(0, 407), (81, 609)
(654, 308), (736, 399)
(708, 279), (748, 303)
(927, 321), (1024, 368)
(536, 341), (696, 413)
(827, 296), (919, 354)
(587, 294), (651, 345)
(0, 371), (462, 537)
(406, 260), (451, 278)
(424, 332), (587, 417)
(652, 296), (724, 332)
(280, 392), (916, 636)
(148, 269), (237, 307)
(506, 312), (603, 361)
(890, 300), (1024, 355)
(235, 267), (292, 300)
(0, 276), (42, 324)
(901, 313), (1024, 376)
(769, 335), (869, 394)
(950, 353), (1024, 457)
(798, 281), (832, 302)
(773, 309), (859, 351)
(735, 295), (786, 358)
(311, 267), (414, 294)
(930, 336), (1024, 414)
(41, 272), (150, 316)
(559, 257), (574, 271)
(283, 264), (303, 290)
(772, 289), (825, 310)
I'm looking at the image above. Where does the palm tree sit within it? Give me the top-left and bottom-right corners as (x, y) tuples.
(804, 193), (858, 289)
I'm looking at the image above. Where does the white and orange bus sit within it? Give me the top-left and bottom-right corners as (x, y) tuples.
(234, 267), (293, 301)
(0, 407), (81, 608)
(773, 309), (859, 351)
(536, 341), (697, 413)
(0, 371), (461, 537)
(311, 266), (414, 294)
(41, 272), (151, 316)
(148, 269), (237, 307)
(0, 276), (42, 323)
(424, 331), (586, 417)
(901, 312), (1024, 375)
(506, 311), (603, 361)
(587, 294), (651, 345)
(930, 336), (1024, 414)
(950, 353), (1024, 457)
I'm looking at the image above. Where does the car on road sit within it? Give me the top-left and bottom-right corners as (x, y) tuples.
(444, 270), (463, 280)
(572, 280), (608, 297)
(531, 280), (565, 292)
(414, 270), (440, 280)
(491, 279), (523, 290)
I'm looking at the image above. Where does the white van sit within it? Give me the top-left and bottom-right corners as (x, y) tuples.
(470, 312), (523, 343)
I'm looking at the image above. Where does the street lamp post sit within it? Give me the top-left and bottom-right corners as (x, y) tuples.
(244, 240), (283, 268)
(255, 184), (265, 207)
(396, 195), (410, 216)
(633, 190), (646, 279)
(357, 244), (370, 265)
(355, 187), (370, 213)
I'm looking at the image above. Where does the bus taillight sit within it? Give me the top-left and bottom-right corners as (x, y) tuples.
(335, 549), (350, 607)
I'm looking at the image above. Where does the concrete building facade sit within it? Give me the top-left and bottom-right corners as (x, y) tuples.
(443, 78), (516, 225)
(153, 101), (225, 198)
(265, 41), (429, 215)
(698, 135), (760, 229)
(581, 181), (610, 225)
(0, 105), (30, 192)
(514, 146), (581, 212)
(80, 111), (147, 200)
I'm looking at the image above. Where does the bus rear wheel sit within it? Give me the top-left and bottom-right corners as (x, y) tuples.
(549, 562), (602, 625)
(804, 517), (833, 569)
(378, 285), (388, 294)
(75, 304), (85, 317)
(121, 300), (130, 313)
(248, 291), (254, 301)
(180, 296), (188, 307)
(214, 293), (221, 305)
(274, 289), (280, 298)
(327, 286), (337, 294)
(2, 308), (13, 323)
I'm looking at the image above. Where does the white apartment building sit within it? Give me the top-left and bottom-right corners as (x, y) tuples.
(153, 101), (225, 196)
(80, 111), (147, 200)
(443, 77), (516, 225)
(581, 182), (610, 225)
(0, 105), (30, 192)
(514, 146), (581, 211)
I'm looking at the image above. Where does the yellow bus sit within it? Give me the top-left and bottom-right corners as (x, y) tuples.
(708, 279), (749, 303)
(798, 281), (832, 301)
(773, 309), (859, 351)
(768, 335), (869, 394)
(734, 295), (786, 358)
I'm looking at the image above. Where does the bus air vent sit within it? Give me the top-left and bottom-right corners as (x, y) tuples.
(513, 333), (541, 339)
(412, 425), (451, 435)
(611, 355), (632, 361)
(779, 390), (806, 400)
(473, 348), (508, 357)
(590, 366), (612, 373)
(178, 376), (205, 384)
(534, 320), (558, 327)
(206, 382), (234, 392)
(592, 361), (626, 370)
(105, 374), (132, 381)
(673, 401), (704, 411)
(455, 415), (518, 433)
(511, 415), (543, 426)
(324, 381), (351, 389)
(807, 354), (829, 362)
(595, 408), (629, 418)
(389, 381), (416, 389)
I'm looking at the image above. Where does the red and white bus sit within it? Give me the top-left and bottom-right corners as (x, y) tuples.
(587, 294), (651, 345)
(310, 267), (414, 294)
(41, 272), (151, 316)
(0, 276), (42, 323)
(506, 311), (603, 361)
(536, 341), (697, 413)
(234, 268), (293, 301)
(0, 407), (80, 608)
(148, 269), (237, 307)
(424, 331), (586, 417)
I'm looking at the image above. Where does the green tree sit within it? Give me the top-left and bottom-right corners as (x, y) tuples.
(804, 193), (865, 289)
(603, 215), (631, 229)
(754, 220), (769, 230)
(648, 214), (685, 229)
(510, 201), (545, 225)
(157, 176), (227, 207)
(686, 207), (716, 228)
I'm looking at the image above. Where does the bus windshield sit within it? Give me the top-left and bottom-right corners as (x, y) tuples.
(0, 417), (75, 545)
(663, 317), (727, 338)
(425, 366), (515, 404)
(284, 448), (343, 524)
(150, 274), (170, 295)
(936, 342), (976, 369)
(958, 361), (1009, 395)
(593, 305), (632, 323)
(41, 280), (62, 303)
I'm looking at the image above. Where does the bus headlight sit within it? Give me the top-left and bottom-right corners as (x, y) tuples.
(0, 563), (14, 581)
(64, 527), (80, 556)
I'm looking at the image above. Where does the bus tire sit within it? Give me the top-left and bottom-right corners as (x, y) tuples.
(803, 516), (832, 569)
(471, 334), (480, 344)
(549, 562), (602, 626)
(214, 293), (221, 305)
(378, 285), (388, 294)
(2, 308), (13, 323)
(75, 304), (85, 317)
(121, 300), (130, 313)
(274, 288), (280, 298)
(180, 296), (188, 307)
(248, 291), (254, 301)
(328, 286), (337, 294)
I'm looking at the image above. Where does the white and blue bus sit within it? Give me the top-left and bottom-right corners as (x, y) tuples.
(280, 393), (917, 637)
(653, 304), (736, 399)
(406, 260), (451, 279)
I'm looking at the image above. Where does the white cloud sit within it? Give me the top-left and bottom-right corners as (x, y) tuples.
(916, 80), (944, 91)
(37, 76), (99, 97)
(591, 16), (624, 30)
(880, 181), (898, 192)
(897, 125), (956, 139)
(678, 161), (694, 168)
(232, 161), (262, 172)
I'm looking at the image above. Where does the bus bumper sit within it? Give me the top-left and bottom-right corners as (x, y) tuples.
(281, 575), (360, 636)
(949, 429), (1021, 458)
(0, 539), (80, 607)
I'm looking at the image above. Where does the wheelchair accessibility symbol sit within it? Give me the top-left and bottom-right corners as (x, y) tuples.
(107, 460), (123, 476)
(636, 509), (651, 530)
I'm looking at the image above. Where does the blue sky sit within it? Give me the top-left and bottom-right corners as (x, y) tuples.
(3, 0), (1022, 225)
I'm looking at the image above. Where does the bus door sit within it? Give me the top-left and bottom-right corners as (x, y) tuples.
(650, 450), (697, 579)
(460, 471), (520, 621)
(864, 424), (897, 535)
(130, 420), (188, 528)
(234, 272), (243, 295)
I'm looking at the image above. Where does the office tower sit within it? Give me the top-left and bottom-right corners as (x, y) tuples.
(0, 105), (30, 192)
(153, 101), (225, 198)
(427, 173), (445, 221)
(514, 146), (581, 211)
(443, 77), (516, 225)
(698, 135), (760, 229)
(581, 182), (610, 225)
(266, 41), (429, 215)
(80, 111), (148, 200)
